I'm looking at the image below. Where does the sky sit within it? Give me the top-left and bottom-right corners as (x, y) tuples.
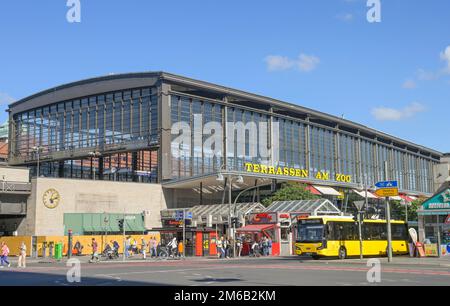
(0, 0), (449, 152)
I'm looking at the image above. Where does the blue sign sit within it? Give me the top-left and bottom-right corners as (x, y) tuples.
(375, 181), (398, 189)
(186, 212), (193, 220)
(175, 211), (184, 221)
(447, 243), (450, 253)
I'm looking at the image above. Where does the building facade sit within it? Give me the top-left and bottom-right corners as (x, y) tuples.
(5, 72), (443, 235)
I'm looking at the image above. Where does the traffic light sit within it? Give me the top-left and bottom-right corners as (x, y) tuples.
(118, 219), (124, 232)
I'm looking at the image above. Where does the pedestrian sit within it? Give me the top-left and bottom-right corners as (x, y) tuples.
(125, 236), (131, 258)
(168, 237), (178, 257)
(89, 238), (99, 263)
(216, 237), (223, 259)
(0, 242), (11, 268)
(141, 237), (147, 259)
(236, 236), (242, 258)
(262, 237), (269, 256)
(268, 237), (273, 256)
(132, 238), (138, 256)
(251, 240), (259, 257)
(18, 242), (27, 268)
(150, 237), (157, 258)
(178, 240), (184, 258)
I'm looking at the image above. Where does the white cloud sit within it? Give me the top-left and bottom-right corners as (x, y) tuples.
(416, 68), (439, 81)
(336, 13), (354, 22)
(440, 45), (450, 73)
(0, 92), (15, 106)
(265, 55), (295, 71)
(402, 79), (416, 89)
(371, 102), (426, 121)
(264, 53), (320, 72)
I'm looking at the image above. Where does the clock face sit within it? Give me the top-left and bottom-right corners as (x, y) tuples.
(42, 189), (61, 209)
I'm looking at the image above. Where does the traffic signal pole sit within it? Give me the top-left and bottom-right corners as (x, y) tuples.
(385, 161), (393, 263)
(358, 213), (363, 261)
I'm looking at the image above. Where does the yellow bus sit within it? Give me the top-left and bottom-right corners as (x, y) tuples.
(295, 216), (409, 259)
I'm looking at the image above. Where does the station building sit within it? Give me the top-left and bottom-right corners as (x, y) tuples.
(3, 72), (443, 237)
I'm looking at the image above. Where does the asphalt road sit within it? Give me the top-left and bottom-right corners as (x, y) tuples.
(1, 256), (450, 286)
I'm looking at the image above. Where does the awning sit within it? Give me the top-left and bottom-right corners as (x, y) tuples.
(125, 218), (146, 232)
(305, 185), (321, 195)
(390, 196), (403, 201)
(236, 224), (275, 233)
(408, 195), (418, 201)
(353, 189), (379, 199)
(400, 195), (414, 203)
(313, 185), (341, 196)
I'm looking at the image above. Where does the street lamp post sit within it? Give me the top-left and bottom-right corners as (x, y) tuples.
(216, 171), (243, 258)
(88, 151), (102, 180)
(32, 146), (44, 177)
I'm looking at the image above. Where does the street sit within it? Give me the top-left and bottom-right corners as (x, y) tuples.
(1, 256), (449, 286)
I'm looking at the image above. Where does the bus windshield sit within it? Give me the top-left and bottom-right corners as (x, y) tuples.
(298, 223), (325, 243)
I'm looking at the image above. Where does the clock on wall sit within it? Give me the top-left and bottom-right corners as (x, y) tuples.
(42, 188), (61, 209)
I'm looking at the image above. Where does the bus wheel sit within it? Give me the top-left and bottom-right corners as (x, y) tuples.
(338, 247), (347, 260)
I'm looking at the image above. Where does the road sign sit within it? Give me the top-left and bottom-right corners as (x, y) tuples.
(353, 201), (366, 211)
(374, 188), (399, 197)
(375, 181), (398, 189)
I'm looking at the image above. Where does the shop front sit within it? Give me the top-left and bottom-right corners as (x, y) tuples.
(418, 183), (450, 257)
(237, 212), (280, 256)
(156, 218), (218, 257)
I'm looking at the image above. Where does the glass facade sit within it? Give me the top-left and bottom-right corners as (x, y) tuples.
(169, 92), (437, 194)
(11, 87), (159, 183)
(8, 78), (438, 194)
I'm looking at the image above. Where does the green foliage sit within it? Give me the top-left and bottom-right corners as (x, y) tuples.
(261, 182), (320, 207)
(390, 199), (424, 221)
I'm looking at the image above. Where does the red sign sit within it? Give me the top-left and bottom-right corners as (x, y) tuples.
(296, 214), (310, 220)
(249, 213), (278, 224)
(279, 214), (290, 219)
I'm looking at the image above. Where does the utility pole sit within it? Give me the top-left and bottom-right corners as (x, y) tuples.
(182, 208), (186, 258)
(385, 161), (393, 263)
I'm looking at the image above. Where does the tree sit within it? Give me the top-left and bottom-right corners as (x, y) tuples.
(261, 182), (320, 207)
(390, 199), (424, 222)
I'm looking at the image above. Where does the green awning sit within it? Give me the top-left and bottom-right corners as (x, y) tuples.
(82, 225), (96, 232)
(125, 217), (146, 232)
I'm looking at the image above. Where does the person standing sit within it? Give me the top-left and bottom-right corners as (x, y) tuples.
(236, 236), (242, 258)
(141, 237), (147, 259)
(125, 236), (131, 258)
(0, 242), (11, 268)
(216, 237), (223, 259)
(18, 242), (27, 268)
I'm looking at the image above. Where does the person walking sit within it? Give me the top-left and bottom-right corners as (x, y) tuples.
(89, 238), (99, 263)
(150, 237), (157, 258)
(216, 237), (223, 259)
(168, 237), (178, 258)
(0, 242), (11, 268)
(141, 237), (147, 259)
(18, 242), (27, 268)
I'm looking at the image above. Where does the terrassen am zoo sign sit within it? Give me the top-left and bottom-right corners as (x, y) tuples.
(244, 163), (352, 183)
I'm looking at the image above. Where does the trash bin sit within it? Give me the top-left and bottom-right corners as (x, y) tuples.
(55, 242), (63, 260)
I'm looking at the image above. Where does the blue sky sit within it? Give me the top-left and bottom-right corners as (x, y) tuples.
(0, 0), (449, 152)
